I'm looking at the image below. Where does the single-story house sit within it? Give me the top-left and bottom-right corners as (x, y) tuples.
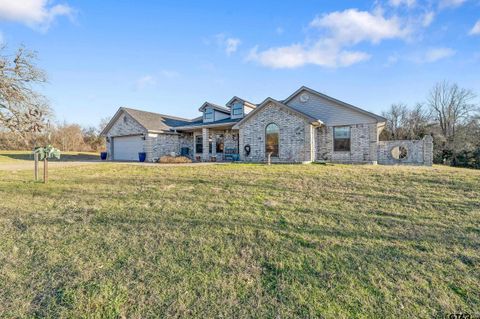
(101, 86), (433, 165)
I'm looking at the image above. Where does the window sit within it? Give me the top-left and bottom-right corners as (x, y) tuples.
(204, 108), (213, 121)
(195, 135), (203, 153)
(265, 123), (279, 157)
(216, 135), (224, 153)
(232, 102), (243, 116)
(334, 126), (351, 152)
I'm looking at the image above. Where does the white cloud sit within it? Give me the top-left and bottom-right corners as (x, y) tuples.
(0, 0), (74, 31)
(134, 75), (157, 91)
(389, 0), (416, 7)
(422, 11), (435, 27)
(469, 20), (480, 35)
(249, 9), (409, 69)
(211, 34), (241, 56)
(247, 42), (370, 69)
(421, 47), (456, 63)
(309, 9), (410, 45)
(439, 0), (467, 8)
(225, 37), (241, 55)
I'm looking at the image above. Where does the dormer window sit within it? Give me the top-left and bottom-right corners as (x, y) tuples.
(204, 108), (213, 121)
(232, 102), (243, 116)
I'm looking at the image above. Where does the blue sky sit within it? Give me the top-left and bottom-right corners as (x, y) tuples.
(0, 0), (479, 126)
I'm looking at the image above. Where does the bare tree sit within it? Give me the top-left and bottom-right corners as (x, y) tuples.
(0, 45), (51, 147)
(381, 103), (409, 140)
(405, 103), (429, 139)
(427, 81), (478, 147)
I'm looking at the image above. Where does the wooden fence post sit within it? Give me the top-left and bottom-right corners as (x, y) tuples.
(43, 158), (48, 184)
(34, 153), (39, 181)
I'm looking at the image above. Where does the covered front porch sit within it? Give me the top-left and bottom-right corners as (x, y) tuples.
(193, 128), (240, 162)
(175, 122), (240, 162)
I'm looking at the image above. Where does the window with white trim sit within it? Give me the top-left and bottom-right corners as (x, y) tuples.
(232, 102), (243, 116)
(204, 108), (213, 121)
(333, 126), (351, 152)
(195, 135), (203, 153)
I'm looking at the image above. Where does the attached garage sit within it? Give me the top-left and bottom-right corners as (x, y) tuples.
(112, 135), (144, 161)
(102, 107), (193, 162)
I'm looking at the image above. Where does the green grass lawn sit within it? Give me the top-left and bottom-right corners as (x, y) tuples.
(0, 163), (479, 318)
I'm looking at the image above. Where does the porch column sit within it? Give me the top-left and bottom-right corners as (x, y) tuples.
(211, 133), (216, 158)
(202, 127), (209, 161)
(304, 124), (315, 163)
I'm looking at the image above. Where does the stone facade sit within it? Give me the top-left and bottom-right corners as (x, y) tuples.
(179, 133), (194, 156)
(107, 113), (146, 137)
(378, 135), (433, 166)
(150, 134), (178, 161)
(103, 88), (432, 166)
(147, 132), (194, 161)
(237, 103), (315, 163)
(316, 123), (379, 164)
(104, 107), (432, 166)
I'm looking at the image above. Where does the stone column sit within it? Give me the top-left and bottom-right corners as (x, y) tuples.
(202, 127), (209, 161)
(423, 135), (433, 166)
(304, 123), (314, 163)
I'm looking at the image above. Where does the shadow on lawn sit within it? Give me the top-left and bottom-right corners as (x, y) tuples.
(0, 152), (100, 162)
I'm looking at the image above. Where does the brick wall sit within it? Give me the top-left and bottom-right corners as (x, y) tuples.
(150, 134), (179, 161)
(238, 103), (313, 163)
(317, 123), (379, 164)
(377, 135), (433, 166)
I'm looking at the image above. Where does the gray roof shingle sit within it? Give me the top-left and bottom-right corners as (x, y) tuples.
(122, 107), (193, 131)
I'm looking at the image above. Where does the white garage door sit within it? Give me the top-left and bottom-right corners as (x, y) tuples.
(113, 135), (144, 161)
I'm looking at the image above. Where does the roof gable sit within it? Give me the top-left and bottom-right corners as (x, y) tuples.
(226, 96), (257, 108)
(283, 86), (386, 124)
(232, 98), (321, 129)
(198, 102), (230, 113)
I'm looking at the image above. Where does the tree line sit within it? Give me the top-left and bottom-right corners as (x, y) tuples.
(1, 45), (479, 166)
(381, 82), (479, 168)
(0, 120), (109, 152)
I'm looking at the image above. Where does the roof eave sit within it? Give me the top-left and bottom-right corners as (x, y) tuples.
(175, 121), (238, 130)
